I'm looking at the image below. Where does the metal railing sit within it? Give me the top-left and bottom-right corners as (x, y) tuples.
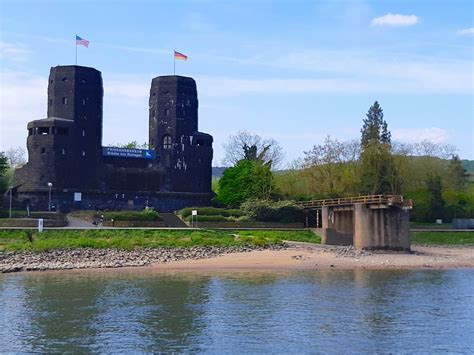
(299, 194), (406, 209)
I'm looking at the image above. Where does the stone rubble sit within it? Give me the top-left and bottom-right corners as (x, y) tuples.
(320, 245), (372, 258)
(0, 244), (287, 273)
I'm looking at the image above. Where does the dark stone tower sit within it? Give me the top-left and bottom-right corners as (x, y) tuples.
(13, 66), (214, 212)
(16, 66), (103, 192)
(46, 66), (104, 187)
(149, 76), (213, 193)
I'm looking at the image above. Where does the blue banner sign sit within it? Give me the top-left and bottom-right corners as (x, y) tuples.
(102, 147), (156, 159)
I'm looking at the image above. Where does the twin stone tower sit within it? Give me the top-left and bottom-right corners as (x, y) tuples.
(14, 65), (214, 211)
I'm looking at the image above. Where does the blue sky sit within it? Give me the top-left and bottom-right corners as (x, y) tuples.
(1, 0), (473, 165)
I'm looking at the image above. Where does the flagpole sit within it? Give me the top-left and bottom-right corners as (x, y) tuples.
(75, 35), (78, 65)
(173, 50), (176, 75)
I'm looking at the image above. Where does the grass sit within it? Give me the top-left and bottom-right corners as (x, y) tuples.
(234, 230), (321, 244)
(410, 222), (452, 229)
(69, 210), (162, 221)
(411, 231), (474, 245)
(0, 229), (318, 252)
(1, 229), (471, 252)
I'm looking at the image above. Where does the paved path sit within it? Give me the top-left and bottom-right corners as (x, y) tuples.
(66, 215), (94, 228)
(160, 213), (188, 228)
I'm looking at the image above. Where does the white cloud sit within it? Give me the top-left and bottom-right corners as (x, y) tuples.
(0, 41), (31, 63)
(0, 71), (46, 151)
(456, 27), (474, 36)
(371, 13), (419, 27)
(105, 80), (149, 103)
(392, 127), (449, 144)
(202, 49), (473, 96)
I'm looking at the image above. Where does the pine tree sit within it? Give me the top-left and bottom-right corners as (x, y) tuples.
(447, 155), (468, 190)
(361, 101), (391, 149)
(359, 101), (398, 195)
(425, 174), (444, 221)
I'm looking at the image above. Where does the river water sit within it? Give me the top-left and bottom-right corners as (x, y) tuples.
(1, 269), (473, 353)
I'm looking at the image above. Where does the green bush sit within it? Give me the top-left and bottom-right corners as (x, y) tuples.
(102, 210), (162, 221)
(405, 186), (474, 223)
(405, 189), (433, 222)
(0, 210), (29, 219)
(178, 207), (244, 218)
(184, 215), (229, 222)
(240, 199), (305, 223)
(442, 188), (474, 222)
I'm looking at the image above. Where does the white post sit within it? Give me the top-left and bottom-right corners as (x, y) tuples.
(192, 210), (197, 229)
(47, 182), (53, 212)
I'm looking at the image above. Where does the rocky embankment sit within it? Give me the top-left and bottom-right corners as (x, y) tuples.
(0, 244), (288, 273)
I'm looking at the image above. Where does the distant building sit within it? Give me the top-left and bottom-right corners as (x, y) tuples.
(13, 65), (213, 211)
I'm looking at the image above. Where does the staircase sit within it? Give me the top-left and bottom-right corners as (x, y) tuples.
(160, 213), (188, 228)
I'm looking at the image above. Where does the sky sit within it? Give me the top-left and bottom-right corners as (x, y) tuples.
(1, 0), (473, 166)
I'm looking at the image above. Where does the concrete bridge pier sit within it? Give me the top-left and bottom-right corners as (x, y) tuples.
(320, 206), (353, 246)
(304, 195), (412, 251)
(317, 203), (410, 251)
(353, 203), (410, 251)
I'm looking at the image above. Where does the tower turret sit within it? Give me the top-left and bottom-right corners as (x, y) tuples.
(148, 75), (212, 192)
(46, 65), (104, 187)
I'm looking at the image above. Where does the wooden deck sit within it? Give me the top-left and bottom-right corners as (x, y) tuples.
(299, 194), (412, 209)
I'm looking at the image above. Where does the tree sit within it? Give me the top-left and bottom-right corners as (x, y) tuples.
(359, 101), (400, 195)
(425, 174), (444, 221)
(446, 155), (468, 191)
(222, 131), (284, 169)
(303, 136), (360, 196)
(5, 146), (26, 167)
(359, 143), (399, 194)
(0, 152), (9, 194)
(111, 141), (149, 149)
(361, 101), (391, 149)
(217, 159), (274, 207)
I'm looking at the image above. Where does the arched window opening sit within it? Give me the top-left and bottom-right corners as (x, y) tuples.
(162, 135), (172, 149)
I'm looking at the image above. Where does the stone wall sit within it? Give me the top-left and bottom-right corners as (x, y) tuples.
(12, 190), (214, 213)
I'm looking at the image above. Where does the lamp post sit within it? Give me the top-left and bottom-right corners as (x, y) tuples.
(47, 182), (53, 212)
(9, 186), (13, 218)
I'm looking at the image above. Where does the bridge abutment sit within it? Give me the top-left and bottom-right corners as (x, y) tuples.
(308, 196), (411, 251)
(353, 203), (410, 251)
(319, 206), (353, 246)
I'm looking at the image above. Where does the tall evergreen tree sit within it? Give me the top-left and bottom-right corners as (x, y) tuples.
(425, 174), (445, 221)
(361, 101), (391, 149)
(359, 101), (399, 194)
(447, 155), (468, 190)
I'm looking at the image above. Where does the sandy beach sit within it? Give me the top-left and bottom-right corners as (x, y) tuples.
(152, 243), (474, 270)
(2, 243), (473, 273)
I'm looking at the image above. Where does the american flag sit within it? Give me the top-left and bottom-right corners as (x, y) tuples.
(76, 35), (90, 48)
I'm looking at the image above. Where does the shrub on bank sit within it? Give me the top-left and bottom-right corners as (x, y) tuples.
(184, 215), (230, 222)
(102, 210), (162, 221)
(240, 199), (305, 223)
(178, 207), (244, 218)
(0, 210), (29, 219)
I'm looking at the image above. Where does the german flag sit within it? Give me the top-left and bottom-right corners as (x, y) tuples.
(174, 51), (188, 61)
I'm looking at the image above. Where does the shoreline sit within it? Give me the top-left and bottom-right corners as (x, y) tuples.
(1, 243), (473, 274)
(151, 244), (474, 271)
